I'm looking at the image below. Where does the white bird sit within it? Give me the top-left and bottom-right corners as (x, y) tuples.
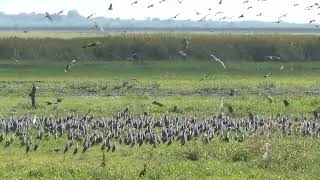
(210, 53), (226, 69)
(11, 57), (21, 64)
(280, 65), (284, 71)
(45, 12), (53, 22)
(262, 143), (270, 161)
(266, 56), (281, 60)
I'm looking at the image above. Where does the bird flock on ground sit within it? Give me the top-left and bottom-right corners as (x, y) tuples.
(0, 111), (320, 174)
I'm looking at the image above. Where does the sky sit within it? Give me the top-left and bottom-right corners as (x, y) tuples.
(0, 0), (319, 23)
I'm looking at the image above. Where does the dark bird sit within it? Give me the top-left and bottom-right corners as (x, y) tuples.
(45, 12), (53, 22)
(152, 101), (164, 107)
(238, 14), (245, 18)
(108, 3), (113, 10)
(86, 13), (95, 19)
(73, 143), (78, 156)
(147, 4), (155, 8)
(283, 100), (289, 107)
(131, 1), (138, 5)
(172, 13), (180, 19)
(309, 20), (316, 24)
(228, 105), (234, 114)
(199, 14), (210, 21)
(57, 10), (64, 15)
(29, 83), (37, 109)
(139, 164), (147, 177)
(45, 102), (53, 105)
(219, 0), (223, 4)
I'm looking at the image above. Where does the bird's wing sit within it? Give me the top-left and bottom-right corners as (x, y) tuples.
(216, 59), (226, 69)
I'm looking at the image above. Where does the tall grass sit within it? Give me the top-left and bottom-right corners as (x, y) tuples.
(1, 32), (320, 61)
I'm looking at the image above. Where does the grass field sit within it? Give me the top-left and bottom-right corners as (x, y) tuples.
(0, 32), (320, 179)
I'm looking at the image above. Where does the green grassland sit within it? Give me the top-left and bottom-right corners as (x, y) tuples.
(0, 32), (320, 179)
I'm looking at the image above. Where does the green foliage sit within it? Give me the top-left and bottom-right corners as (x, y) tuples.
(1, 32), (320, 61)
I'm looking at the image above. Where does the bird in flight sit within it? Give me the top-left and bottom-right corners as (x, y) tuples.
(11, 57), (21, 64)
(86, 13), (95, 19)
(266, 56), (281, 60)
(210, 53), (226, 69)
(82, 42), (103, 48)
(199, 73), (210, 81)
(45, 12), (53, 22)
(65, 59), (77, 72)
(56, 10), (64, 15)
(108, 3), (113, 10)
(131, 1), (138, 5)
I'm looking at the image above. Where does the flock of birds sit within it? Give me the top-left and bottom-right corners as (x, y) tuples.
(4, 0), (320, 176)
(1, 111), (320, 175)
(41, 0), (320, 28)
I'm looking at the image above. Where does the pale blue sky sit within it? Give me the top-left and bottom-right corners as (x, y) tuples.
(0, 0), (319, 23)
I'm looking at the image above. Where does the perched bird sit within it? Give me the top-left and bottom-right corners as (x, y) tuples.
(210, 53), (226, 69)
(262, 143), (270, 161)
(139, 164), (147, 177)
(152, 101), (164, 107)
(45, 12), (53, 22)
(283, 100), (289, 107)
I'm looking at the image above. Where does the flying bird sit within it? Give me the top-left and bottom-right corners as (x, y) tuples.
(86, 13), (95, 19)
(82, 42), (103, 48)
(147, 4), (155, 8)
(210, 53), (226, 69)
(56, 10), (64, 15)
(108, 3), (113, 10)
(65, 59), (77, 72)
(11, 57), (21, 64)
(45, 12), (53, 22)
(199, 73), (210, 81)
(131, 1), (138, 5)
(266, 56), (281, 60)
(263, 73), (272, 78)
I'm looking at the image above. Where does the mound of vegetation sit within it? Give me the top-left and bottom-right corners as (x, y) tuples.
(1, 32), (320, 61)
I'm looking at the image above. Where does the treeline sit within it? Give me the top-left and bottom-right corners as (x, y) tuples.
(0, 33), (320, 62)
